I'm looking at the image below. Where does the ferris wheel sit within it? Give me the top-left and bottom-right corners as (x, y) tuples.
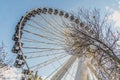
(12, 7), (120, 80)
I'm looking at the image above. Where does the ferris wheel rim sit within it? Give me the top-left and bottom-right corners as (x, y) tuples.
(11, 7), (119, 80)
(12, 7), (91, 79)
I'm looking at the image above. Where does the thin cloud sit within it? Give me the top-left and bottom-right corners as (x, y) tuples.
(108, 10), (120, 28)
(105, 1), (120, 28)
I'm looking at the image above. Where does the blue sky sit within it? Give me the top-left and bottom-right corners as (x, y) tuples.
(0, 0), (120, 79)
(0, 0), (120, 63)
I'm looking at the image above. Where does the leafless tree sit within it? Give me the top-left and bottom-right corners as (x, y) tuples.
(65, 8), (120, 80)
(0, 42), (20, 80)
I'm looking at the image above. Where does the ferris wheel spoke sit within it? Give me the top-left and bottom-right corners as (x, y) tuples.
(26, 51), (65, 59)
(23, 29), (65, 43)
(26, 23), (66, 40)
(23, 29), (53, 41)
(22, 37), (65, 46)
(23, 30), (55, 42)
(30, 18), (65, 38)
(22, 40), (65, 47)
(23, 48), (64, 54)
(30, 54), (69, 71)
(42, 14), (67, 34)
(23, 46), (64, 50)
(38, 14), (65, 34)
(50, 14), (71, 29)
(22, 41), (83, 54)
(62, 20), (74, 29)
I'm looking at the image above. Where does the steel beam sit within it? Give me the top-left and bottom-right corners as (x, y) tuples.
(51, 56), (76, 80)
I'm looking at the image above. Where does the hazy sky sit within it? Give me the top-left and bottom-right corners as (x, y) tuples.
(0, 0), (120, 63)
